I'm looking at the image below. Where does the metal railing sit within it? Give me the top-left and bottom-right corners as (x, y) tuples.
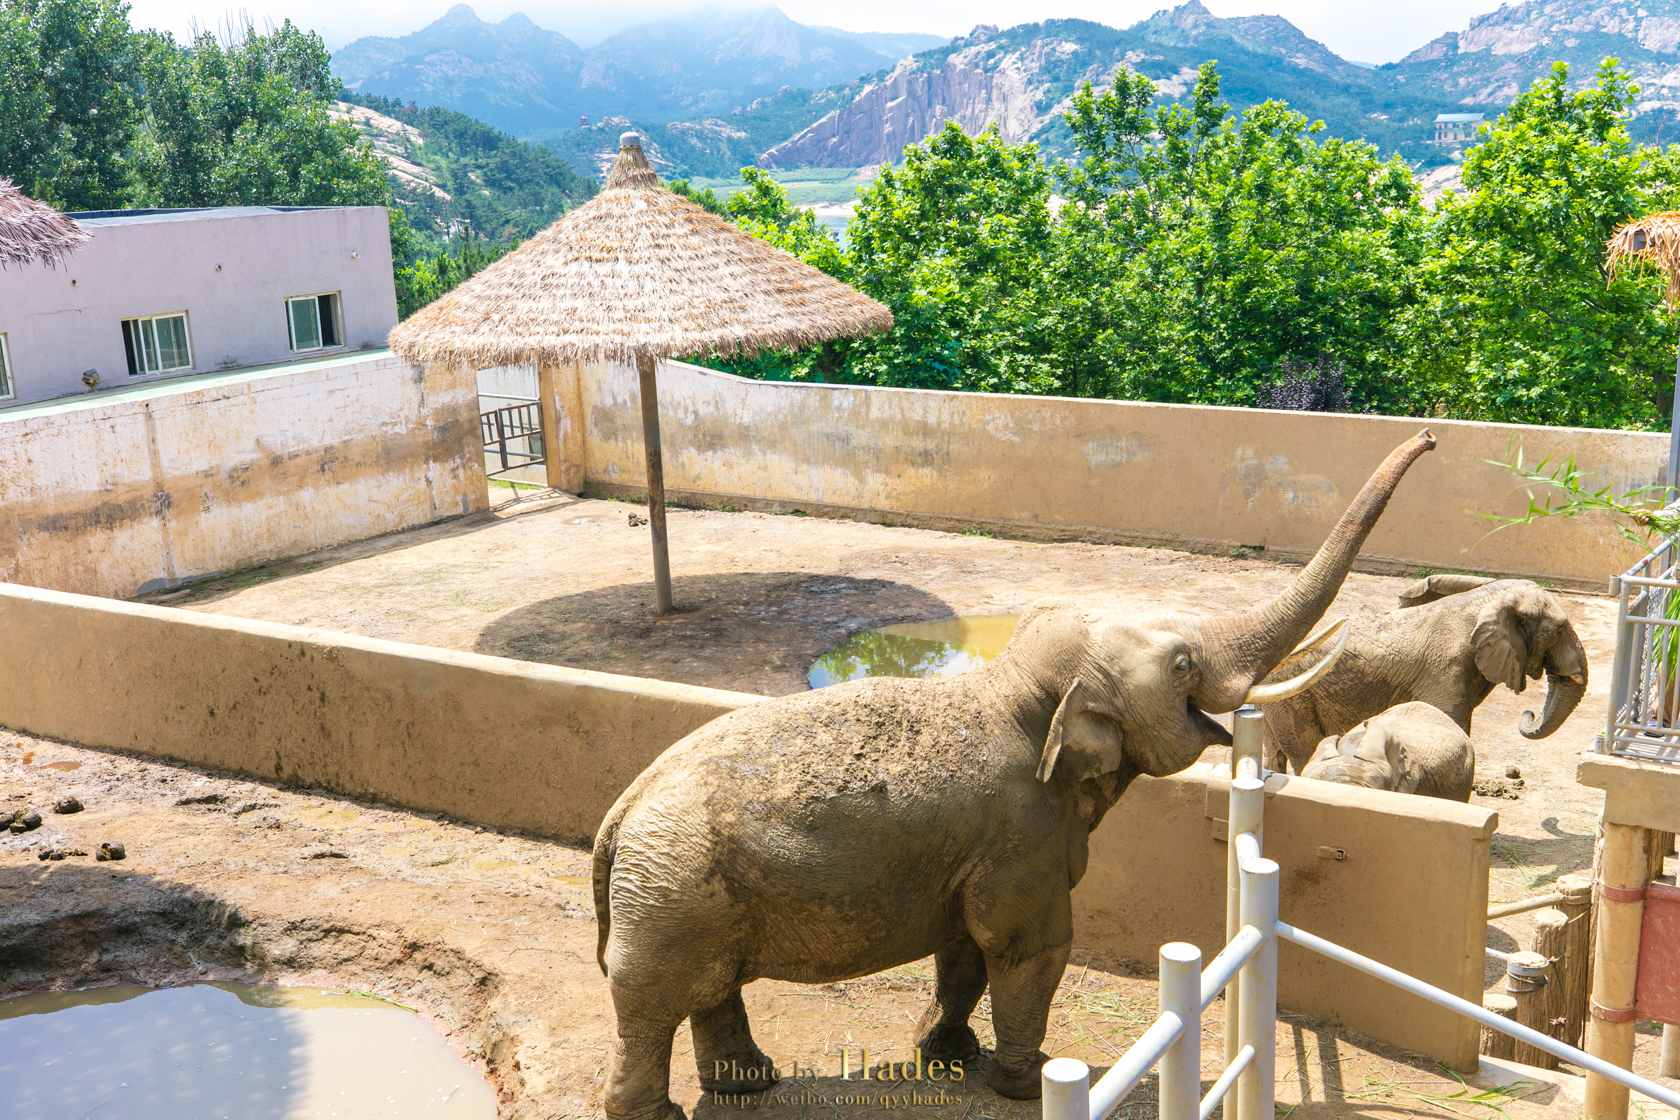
(1604, 536), (1680, 763)
(480, 399), (545, 480)
(1043, 708), (1680, 1120)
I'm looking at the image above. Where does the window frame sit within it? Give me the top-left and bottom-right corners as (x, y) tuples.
(0, 333), (13, 401)
(286, 291), (344, 353)
(121, 312), (195, 377)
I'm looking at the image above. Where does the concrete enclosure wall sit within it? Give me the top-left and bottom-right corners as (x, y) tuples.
(0, 582), (1493, 1067)
(538, 359), (1665, 588)
(0, 206), (397, 405)
(0, 353), (488, 599)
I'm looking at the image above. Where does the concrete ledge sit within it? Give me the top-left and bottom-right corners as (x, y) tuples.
(0, 582), (759, 844)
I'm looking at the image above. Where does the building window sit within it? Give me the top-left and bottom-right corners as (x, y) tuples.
(121, 313), (193, 376)
(0, 334), (12, 400)
(287, 292), (342, 352)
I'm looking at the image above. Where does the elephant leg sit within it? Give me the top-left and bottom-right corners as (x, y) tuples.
(982, 939), (1071, 1099)
(913, 936), (987, 1063)
(604, 1012), (686, 1120)
(692, 988), (778, 1094)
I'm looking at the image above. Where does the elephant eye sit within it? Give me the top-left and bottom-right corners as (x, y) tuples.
(1174, 654), (1192, 673)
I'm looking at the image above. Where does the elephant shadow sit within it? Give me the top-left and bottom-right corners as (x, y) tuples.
(687, 1064), (1134, 1119)
(473, 571), (958, 696)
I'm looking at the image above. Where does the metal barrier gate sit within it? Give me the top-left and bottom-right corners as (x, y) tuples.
(1043, 708), (1680, 1120)
(480, 399), (545, 481)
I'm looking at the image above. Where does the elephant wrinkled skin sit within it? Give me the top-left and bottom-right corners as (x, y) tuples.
(591, 433), (1436, 1120)
(1260, 575), (1587, 773)
(1301, 701), (1476, 801)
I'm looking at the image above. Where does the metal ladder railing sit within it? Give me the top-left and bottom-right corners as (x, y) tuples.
(1041, 708), (1680, 1120)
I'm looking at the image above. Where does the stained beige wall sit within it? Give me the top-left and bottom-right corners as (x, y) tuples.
(552, 359), (1664, 589)
(0, 352), (489, 600)
(0, 582), (1492, 1065)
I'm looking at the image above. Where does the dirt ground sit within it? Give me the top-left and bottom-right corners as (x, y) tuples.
(4, 487), (1672, 1116)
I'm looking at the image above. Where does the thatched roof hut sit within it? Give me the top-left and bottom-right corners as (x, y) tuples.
(390, 133), (892, 614)
(0, 180), (89, 269)
(388, 136), (891, 367)
(1607, 212), (1680, 308)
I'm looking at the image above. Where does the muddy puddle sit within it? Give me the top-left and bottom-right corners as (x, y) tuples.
(0, 982), (497, 1119)
(808, 615), (1019, 688)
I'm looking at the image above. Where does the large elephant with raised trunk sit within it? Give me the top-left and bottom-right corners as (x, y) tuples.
(591, 432), (1437, 1120)
(1260, 573), (1588, 773)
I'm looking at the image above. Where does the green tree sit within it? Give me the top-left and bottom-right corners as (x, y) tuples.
(130, 20), (388, 208)
(0, 0), (138, 209)
(1059, 63), (1426, 409)
(1411, 59), (1680, 429)
(845, 123), (1060, 393)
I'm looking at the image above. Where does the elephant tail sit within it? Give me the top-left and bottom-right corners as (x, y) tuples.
(592, 812), (621, 978)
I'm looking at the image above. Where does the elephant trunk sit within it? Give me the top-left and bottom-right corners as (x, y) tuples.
(1519, 627), (1588, 738)
(1194, 430), (1437, 712)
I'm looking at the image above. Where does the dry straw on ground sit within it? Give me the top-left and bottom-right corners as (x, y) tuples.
(0, 179), (89, 269)
(1606, 211), (1680, 308)
(389, 136), (892, 367)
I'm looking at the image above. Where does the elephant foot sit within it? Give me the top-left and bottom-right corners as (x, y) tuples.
(608, 1099), (686, 1120)
(697, 1048), (780, 1094)
(984, 1050), (1049, 1100)
(914, 1020), (981, 1064)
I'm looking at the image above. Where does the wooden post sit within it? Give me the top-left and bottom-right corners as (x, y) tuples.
(1508, 950), (1555, 1069)
(1557, 872), (1594, 1049)
(636, 352), (672, 615)
(1525, 908), (1569, 1069)
(1662, 1023), (1680, 1079)
(1585, 821), (1650, 1120)
(1482, 993), (1518, 1060)
(1651, 830), (1674, 882)
(536, 363), (567, 492)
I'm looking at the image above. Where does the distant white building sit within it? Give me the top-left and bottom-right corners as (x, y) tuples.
(0, 205), (397, 406)
(1434, 113), (1485, 144)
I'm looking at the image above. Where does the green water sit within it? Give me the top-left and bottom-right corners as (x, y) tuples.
(0, 982), (496, 1119)
(807, 615), (1019, 689)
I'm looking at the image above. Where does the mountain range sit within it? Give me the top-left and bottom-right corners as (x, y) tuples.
(333, 5), (945, 138)
(333, 0), (1680, 179)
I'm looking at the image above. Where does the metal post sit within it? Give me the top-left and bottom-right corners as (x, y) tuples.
(1668, 347), (1680, 504)
(1160, 942), (1203, 1120)
(1042, 1057), (1091, 1120)
(636, 352), (673, 615)
(1237, 857), (1278, 1120)
(1225, 705), (1265, 1104)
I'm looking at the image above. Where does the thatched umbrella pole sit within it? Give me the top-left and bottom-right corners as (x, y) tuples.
(637, 352), (674, 613)
(1609, 214), (1680, 498)
(390, 133), (892, 617)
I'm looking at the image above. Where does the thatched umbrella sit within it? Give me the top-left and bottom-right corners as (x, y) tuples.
(0, 179), (89, 269)
(391, 133), (891, 614)
(1609, 213), (1680, 496)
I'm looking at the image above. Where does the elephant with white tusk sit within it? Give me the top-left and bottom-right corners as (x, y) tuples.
(1259, 573), (1587, 773)
(1300, 701), (1476, 801)
(591, 432), (1436, 1120)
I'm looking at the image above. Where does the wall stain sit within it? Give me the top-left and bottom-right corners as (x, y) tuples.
(1084, 434), (1157, 471)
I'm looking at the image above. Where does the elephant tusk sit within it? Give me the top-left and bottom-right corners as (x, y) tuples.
(1244, 618), (1351, 705)
(1271, 616), (1349, 674)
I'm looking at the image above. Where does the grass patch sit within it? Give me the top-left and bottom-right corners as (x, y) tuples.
(961, 527), (995, 538)
(490, 478), (545, 490)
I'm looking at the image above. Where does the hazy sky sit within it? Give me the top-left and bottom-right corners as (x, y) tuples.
(125, 0), (1500, 65)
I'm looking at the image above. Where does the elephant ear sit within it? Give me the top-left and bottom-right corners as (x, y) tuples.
(1351, 723), (1404, 790)
(1038, 677), (1124, 783)
(1473, 591), (1531, 694)
(1397, 573), (1495, 609)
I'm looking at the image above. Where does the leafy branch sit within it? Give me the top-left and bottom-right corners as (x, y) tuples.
(1480, 441), (1679, 546)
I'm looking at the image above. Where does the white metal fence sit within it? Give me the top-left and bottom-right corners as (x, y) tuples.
(1605, 537), (1680, 764)
(1043, 707), (1680, 1120)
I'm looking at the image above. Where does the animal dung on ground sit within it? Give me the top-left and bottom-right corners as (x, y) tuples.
(628, 511), (648, 527)
(1474, 775), (1524, 799)
(5, 808), (41, 832)
(97, 842), (126, 861)
(53, 796), (83, 814)
(37, 848), (88, 861)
